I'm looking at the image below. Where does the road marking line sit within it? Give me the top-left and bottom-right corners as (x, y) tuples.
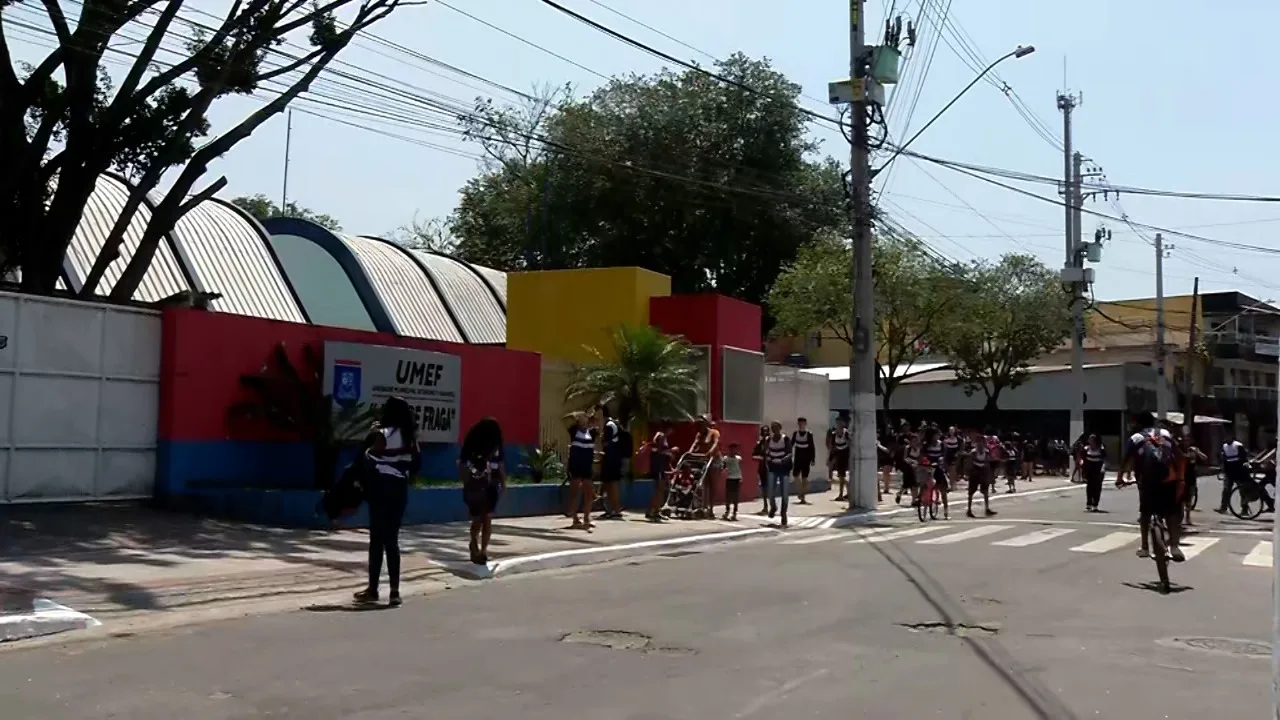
(1069, 531), (1139, 554)
(991, 527), (1076, 547)
(848, 525), (949, 544)
(782, 526), (896, 545)
(1178, 536), (1219, 561)
(917, 524), (1013, 545)
(1243, 541), (1273, 567)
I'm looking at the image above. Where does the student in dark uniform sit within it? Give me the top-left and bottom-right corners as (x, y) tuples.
(964, 428), (996, 518)
(1082, 433), (1107, 512)
(1179, 436), (1207, 526)
(597, 406), (625, 520)
(566, 412), (598, 531)
(828, 415), (852, 501)
(922, 424), (950, 519)
(791, 417), (816, 504)
(893, 421), (915, 505)
(751, 425), (770, 516)
(460, 417), (505, 564)
(355, 396), (419, 607)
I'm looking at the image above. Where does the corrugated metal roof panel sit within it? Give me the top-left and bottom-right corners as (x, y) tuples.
(341, 235), (464, 342)
(170, 201), (306, 323)
(472, 264), (507, 305)
(410, 251), (506, 344)
(62, 175), (190, 302)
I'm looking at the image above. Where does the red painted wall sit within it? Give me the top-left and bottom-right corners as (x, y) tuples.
(647, 294), (765, 503)
(159, 308), (540, 444)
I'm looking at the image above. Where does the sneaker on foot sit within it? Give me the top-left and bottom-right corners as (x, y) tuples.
(1170, 547), (1185, 562)
(966, 510), (976, 518)
(354, 588), (378, 604)
(984, 509), (997, 516)
(780, 516), (788, 528)
(388, 593), (402, 607)
(1136, 548), (1150, 558)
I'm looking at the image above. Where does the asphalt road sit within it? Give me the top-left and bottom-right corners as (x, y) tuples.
(1, 474), (1272, 719)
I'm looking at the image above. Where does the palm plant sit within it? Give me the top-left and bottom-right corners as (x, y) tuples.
(227, 342), (380, 489)
(564, 324), (704, 426)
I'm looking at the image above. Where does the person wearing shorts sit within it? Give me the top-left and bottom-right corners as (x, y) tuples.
(965, 428), (996, 518)
(597, 407), (625, 520)
(790, 418), (816, 504)
(460, 417), (505, 566)
(894, 425), (916, 504)
(829, 415), (851, 500)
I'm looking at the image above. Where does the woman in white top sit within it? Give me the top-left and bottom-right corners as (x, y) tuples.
(355, 397), (418, 607)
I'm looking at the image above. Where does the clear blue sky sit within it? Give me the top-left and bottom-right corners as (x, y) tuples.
(8, 0), (1280, 303)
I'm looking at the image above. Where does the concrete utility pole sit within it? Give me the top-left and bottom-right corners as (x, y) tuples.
(1155, 232), (1169, 421)
(1183, 277), (1199, 437)
(1058, 92), (1084, 445)
(847, 0), (878, 510)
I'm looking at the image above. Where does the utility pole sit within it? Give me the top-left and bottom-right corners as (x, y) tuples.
(847, 0), (878, 510)
(1155, 232), (1169, 421)
(1058, 91), (1084, 445)
(1183, 277), (1199, 437)
(281, 110), (293, 211)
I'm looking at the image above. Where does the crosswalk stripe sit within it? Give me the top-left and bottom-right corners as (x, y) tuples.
(1178, 536), (1219, 561)
(1243, 541), (1273, 568)
(917, 525), (1014, 545)
(1069, 531), (1139, 554)
(781, 525), (898, 545)
(991, 527), (1076, 547)
(847, 525), (948, 544)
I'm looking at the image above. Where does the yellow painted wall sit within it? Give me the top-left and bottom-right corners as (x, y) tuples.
(1089, 294), (1200, 339)
(506, 267), (672, 364)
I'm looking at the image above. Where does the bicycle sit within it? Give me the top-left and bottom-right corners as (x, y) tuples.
(915, 463), (940, 522)
(1118, 477), (1174, 594)
(1226, 469), (1274, 521)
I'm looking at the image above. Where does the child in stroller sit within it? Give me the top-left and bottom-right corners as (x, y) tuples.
(662, 452), (713, 519)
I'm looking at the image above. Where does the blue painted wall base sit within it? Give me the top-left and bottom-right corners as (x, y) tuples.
(168, 476), (832, 529)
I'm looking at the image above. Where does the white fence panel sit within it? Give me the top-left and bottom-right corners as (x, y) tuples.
(0, 292), (160, 503)
(763, 365), (831, 469)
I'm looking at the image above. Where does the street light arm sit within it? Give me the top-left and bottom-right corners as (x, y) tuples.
(870, 45), (1034, 178)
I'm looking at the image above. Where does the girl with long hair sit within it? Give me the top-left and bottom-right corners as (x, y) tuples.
(460, 417), (505, 564)
(355, 396), (418, 607)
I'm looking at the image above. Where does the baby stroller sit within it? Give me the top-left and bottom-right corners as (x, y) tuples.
(661, 451), (713, 519)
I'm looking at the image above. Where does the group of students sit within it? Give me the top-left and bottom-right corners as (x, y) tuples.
(877, 423), (1007, 519)
(737, 415), (854, 528)
(320, 397), (511, 608)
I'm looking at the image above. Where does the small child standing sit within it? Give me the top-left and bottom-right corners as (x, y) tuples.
(722, 442), (743, 520)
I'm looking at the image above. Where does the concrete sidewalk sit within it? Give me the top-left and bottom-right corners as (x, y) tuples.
(0, 503), (770, 635)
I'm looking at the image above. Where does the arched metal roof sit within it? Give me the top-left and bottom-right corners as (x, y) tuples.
(168, 198), (308, 323)
(61, 174), (191, 302)
(258, 218), (508, 344)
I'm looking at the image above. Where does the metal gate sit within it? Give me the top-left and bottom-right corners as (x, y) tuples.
(0, 292), (160, 503)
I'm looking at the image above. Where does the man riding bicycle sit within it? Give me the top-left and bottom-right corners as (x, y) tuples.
(1119, 411), (1185, 562)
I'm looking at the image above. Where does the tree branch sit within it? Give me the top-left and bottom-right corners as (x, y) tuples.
(177, 176), (227, 216)
(256, 46), (328, 83)
(112, 0), (183, 103)
(42, 0), (73, 45)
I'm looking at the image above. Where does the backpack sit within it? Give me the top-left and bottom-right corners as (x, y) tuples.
(1138, 430), (1176, 482)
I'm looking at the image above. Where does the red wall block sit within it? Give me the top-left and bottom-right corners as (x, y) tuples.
(159, 308), (540, 444)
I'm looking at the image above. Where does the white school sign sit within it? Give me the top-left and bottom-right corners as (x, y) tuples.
(323, 341), (462, 443)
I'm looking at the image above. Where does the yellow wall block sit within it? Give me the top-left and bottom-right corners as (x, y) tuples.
(507, 267), (672, 363)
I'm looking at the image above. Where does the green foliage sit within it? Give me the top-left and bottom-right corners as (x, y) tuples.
(227, 342), (379, 488)
(521, 443), (566, 483)
(1, 0), (397, 296)
(564, 325), (705, 426)
(446, 55), (847, 308)
(932, 254), (1073, 411)
(768, 229), (962, 408)
(231, 194), (342, 231)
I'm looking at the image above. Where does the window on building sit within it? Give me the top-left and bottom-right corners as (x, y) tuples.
(1211, 367), (1226, 386)
(1267, 372), (1278, 389)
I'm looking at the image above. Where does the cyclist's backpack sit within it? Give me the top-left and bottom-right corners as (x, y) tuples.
(1138, 430), (1176, 482)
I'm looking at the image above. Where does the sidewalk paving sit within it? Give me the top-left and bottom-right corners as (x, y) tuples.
(0, 503), (770, 632)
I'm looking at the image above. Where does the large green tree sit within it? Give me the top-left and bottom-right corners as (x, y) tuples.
(768, 229), (964, 411)
(932, 253), (1073, 412)
(448, 55), (847, 308)
(1, 0), (399, 298)
(230, 194), (341, 232)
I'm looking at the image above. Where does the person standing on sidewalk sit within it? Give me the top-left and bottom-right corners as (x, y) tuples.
(1217, 432), (1248, 514)
(722, 442), (743, 520)
(828, 415), (851, 501)
(790, 417), (816, 505)
(1082, 433), (1107, 512)
(643, 423), (676, 522)
(460, 418), (505, 565)
(752, 425), (770, 515)
(597, 406), (625, 520)
(566, 412), (598, 532)
(1179, 436), (1207, 526)
(964, 428), (996, 518)
(690, 415), (722, 515)
(355, 397), (418, 607)
(764, 421), (793, 528)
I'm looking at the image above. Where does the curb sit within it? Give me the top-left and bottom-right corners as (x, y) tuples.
(433, 526), (775, 580)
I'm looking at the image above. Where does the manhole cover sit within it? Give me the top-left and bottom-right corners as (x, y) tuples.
(898, 621), (999, 637)
(1160, 637), (1269, 658)
(561, 630), (653, 651)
